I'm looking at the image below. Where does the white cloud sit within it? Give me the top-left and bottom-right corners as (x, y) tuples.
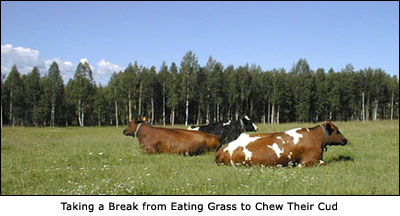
(1, 44), (124, 85)
(95, 59), (125, 85)
(1, 44), (43, 75)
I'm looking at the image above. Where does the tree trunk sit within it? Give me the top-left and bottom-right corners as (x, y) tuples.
(78, 99), (82, 127)
(362, 91), (365, 121)
(263, 102), (266, 125)
(9, 88), (14, 127)
(206, 100), (210, 124)
(138, 83), (142, 117)
(51, 98), (55, 127)
(277, 105), (280, 124)
(391, 90), (394, 120)
(217, 103), (220, 122)
(366, 97), (370, 121)
(250, 99), (253, 117)
(115, 99), (118, 127)
(235, 102), (239, 120)
(33, 104), (38, 127)
(185, 92), (189, 126)
(162, 93), (166, 126)
(128, 90), (132, 121)
(374, 99), (378, 121)
(98, 108), (101, 126)
(171, 108), (175, 126)
(151, 93), (154, 125)
(267, 101), (270, 124)
(271, 103), (275, 125)
(81, 108), (85, 127)
(196, 104), (201, 125)
(114, 86), (118, 127)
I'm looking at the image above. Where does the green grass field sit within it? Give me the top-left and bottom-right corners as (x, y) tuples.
(1, 120), (399, 195)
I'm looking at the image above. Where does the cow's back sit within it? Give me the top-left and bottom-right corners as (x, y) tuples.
(215, 132), (302, 166)
(141, 127), (220, 155)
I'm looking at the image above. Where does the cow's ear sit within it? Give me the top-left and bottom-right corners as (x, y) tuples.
(326, 123), (334, 135)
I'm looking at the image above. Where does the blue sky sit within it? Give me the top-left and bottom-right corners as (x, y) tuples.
(1, 1), (399, 85)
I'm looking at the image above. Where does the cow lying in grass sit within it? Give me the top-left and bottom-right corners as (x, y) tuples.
(215, 120), (348, 167)
(123, 117), (221, 155)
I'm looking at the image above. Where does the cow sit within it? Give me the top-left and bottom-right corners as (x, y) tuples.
(123, 117), (221, 155)
(215, 120), (348, 167)
(188, 116), (258, 144)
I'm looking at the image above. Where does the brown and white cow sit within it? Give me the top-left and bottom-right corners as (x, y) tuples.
(215, 120), (348, 167)
(123, 117), (221, 155)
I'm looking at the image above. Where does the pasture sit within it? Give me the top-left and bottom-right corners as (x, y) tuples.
(1, 120), (399, 195)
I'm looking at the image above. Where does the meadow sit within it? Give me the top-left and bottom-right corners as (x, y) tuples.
(1, 120), (399, 195)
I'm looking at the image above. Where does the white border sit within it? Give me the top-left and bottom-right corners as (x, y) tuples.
(1, 196), (399, 216)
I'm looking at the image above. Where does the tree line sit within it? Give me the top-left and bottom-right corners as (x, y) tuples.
(1, 51), (399, 127)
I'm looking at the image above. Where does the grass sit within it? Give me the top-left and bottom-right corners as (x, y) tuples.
(1, 120), (399, 195)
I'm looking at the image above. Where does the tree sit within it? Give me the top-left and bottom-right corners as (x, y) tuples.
(71, 60), (95, 127)
(157, 62), (169, 125)
(180, 51), (199, 125)
(248, 65), (261, 120)
(1, 71), (5, 127)
(210, 60), (224, 122)
(108, 72), (123, 127)
(93, 84), (108, 126)
(223, 65), (238, 120)
(201, 56), (215, 123)
(236, 64), (251, 118)
(122, 61), (140, 121)
(166, 62), (179, 125)
(22, 67), (41, 126)
(46, 62), (65, 126)
(314, 68), (327, 122)
(64, 79), (76, 126)
(4, 65), (26, 126)
(291, 59), (314, 122)
(388, 75), (399, 120)
(147, 66), (157, 124)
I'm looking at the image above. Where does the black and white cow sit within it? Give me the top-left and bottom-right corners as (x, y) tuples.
(188, 116), (258, 144)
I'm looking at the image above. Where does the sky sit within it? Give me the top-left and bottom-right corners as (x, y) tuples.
(1, 1), (399, 85)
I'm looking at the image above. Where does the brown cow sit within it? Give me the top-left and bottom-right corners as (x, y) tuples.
(123, 117), (221, 155)
(215, 120), (348, 167)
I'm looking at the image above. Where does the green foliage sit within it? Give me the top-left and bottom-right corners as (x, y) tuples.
(1, 53), (399, 126)
(22, 67), (41, 125)
(70, 61), (96, 126)
(4, 65), (25, 126)
(166, 62), (179, 119)
(47, 62), (65, 126)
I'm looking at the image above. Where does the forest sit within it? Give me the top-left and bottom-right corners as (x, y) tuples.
(1, 51), (399, 127)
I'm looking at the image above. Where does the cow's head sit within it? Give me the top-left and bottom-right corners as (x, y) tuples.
(323, 120), (348, 146)
(240, 115), (258, 132)
(123, 117), (146, 137)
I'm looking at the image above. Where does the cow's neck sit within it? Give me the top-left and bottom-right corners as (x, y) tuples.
(319, 125), (329, 152)
(310, 125), (328, 153)
(135, 123), (144, 137)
